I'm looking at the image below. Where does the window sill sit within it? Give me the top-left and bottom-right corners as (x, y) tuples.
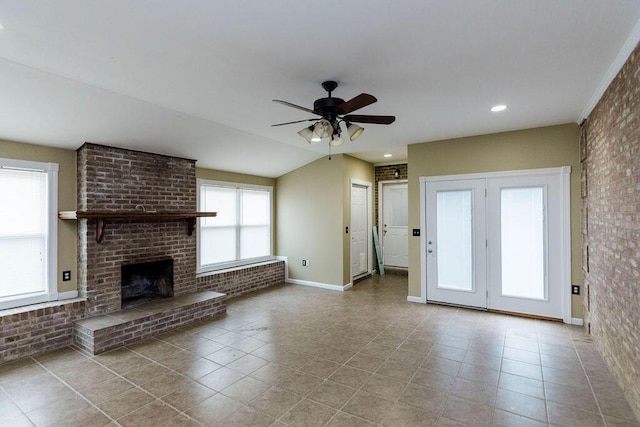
(196, 258), (281, 278)
(0, 297), (86, 317)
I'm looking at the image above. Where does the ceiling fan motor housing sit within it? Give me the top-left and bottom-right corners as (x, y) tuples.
(313, 97), (345, 119)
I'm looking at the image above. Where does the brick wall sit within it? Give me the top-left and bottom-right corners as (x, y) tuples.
(77, 144), (198, 315)
(196, 260), (285, 298)
(374, 163), (408, 225)
(583, 42), (640, 418)
(0, 300), (85, 361)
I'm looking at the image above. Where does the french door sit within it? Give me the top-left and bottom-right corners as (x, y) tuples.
(422, 168), (570, 320)
(425, 179), (487, 308)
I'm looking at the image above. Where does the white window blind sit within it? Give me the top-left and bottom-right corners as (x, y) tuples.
(198, 181), (272, 271)
(0, 159), (58, 309)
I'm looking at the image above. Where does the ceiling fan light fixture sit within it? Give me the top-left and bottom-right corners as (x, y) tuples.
(329, 135), (344, 147)
(347, 122), (364, 141)
(297, 125), (315, 144)
(313, 119), (333, 139)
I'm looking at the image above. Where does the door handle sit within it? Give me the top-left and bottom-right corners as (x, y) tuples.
(428, 249), (433, 253)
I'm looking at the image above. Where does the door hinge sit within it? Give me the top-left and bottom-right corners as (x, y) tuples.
(486, 240), (488, 248)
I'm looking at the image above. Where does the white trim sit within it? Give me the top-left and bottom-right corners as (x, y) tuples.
(419, 167), (571, 183)
(58, 290), (79, 300)
(579, 17), (640, 121)
(287, 278), (351, 292)
(407, 295), (426, 303)
(571, 318), (584, 326)
(419, 177), (427, 304)
(350, 179), (373, 284)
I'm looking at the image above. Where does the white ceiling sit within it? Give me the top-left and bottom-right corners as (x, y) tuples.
(1, 1), (639, 178)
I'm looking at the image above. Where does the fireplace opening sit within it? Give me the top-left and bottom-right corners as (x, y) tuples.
(121, 258), (174, 308)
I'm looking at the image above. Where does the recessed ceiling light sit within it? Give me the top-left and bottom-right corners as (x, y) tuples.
(384, 154), (392, 158)
(491, 104), (507, 112)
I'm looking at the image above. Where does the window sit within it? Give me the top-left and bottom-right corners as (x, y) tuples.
(0, 158), (58, 310)
(197, 180), (272, 272)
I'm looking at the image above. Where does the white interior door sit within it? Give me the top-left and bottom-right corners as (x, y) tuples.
(425, 179), (487, 308)
(351, 184), (369, 278)
(486, 173), (566, 318)
(382, 183), (408, 268)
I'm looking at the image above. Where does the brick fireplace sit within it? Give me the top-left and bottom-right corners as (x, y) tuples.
(1, 143), (285, 360)
(77, 143), (199, 316)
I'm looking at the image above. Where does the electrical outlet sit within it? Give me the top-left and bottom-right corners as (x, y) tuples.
(572, 285), (580, 295)
(62, 270), (71, 281)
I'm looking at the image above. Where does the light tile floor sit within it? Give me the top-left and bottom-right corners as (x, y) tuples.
(1, 274), (638, 426)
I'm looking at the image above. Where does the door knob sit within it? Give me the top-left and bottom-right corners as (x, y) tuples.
(428, 249), (433, 253)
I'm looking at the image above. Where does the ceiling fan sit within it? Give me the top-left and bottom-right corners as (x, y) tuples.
(272, 81), (395, 147)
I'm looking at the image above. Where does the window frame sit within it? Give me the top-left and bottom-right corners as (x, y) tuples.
(0, 158), (58, 310)
(196, 179), (274, 273)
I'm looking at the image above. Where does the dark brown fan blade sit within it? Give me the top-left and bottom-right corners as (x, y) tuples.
(271, 118), (318, 127)
(273, 99), (316, 114)
(335, 93), (377, 114)
(344, 114), (396, 125)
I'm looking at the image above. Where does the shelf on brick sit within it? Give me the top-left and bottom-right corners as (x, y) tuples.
(59, 210), (217, 242)
(73, 290), (226, 354)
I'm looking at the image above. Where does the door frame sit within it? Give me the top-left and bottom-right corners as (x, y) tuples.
(378, 179), (408, 268)
(419, 167), (572, 323)
(351, 179), (373, 282)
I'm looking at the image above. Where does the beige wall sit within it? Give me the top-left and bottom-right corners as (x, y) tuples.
(196, 168), (275, 187)
(407, 123), (583, 318)
(0, 139), (78, 293)
(277, 155), (344, 285)
(276, 154), (374, 287)
(342, 155), (375, 285)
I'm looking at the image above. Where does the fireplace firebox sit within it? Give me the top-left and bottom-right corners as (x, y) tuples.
(121, 258), (174, 307)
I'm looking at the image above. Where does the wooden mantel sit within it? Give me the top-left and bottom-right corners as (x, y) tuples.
(59, 211), (217, 243)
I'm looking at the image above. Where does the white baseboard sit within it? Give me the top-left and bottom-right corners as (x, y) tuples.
(407, 296), (426, 303)
(58, 290), (78, 300)
(571, 318), (584, 326)
(344, 282), (353, 291)
(287, 278), (350, 292)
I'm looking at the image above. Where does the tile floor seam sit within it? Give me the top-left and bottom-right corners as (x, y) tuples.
(570, 332), (608, 426)
(29, 350), (122, 426)
(78, 344), (213, 425)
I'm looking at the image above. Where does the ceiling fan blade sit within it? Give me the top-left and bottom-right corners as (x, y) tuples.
(335, 93), (377, 114)
(271, 118), (318, 127)
(344, 114), (396, 125)
(273, 99), (316, 114)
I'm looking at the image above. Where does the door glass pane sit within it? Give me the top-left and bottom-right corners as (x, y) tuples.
(501, 187), (545, 299)
(436, 190), (473, 291)
(390, 188), (408, 226)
